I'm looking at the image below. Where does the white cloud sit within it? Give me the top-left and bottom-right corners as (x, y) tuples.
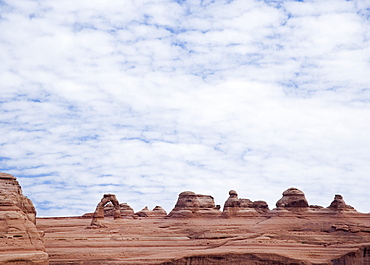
(1, 0), (370, 216)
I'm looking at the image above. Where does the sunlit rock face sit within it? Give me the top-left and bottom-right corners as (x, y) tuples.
(0, 173), (36, 224)
(105, 202), (135, 217)
(328, 194), (356, 211)
(91, 194), (122, 227)
(82, 202), (135, 219)
(1, 181), (366, 265)
(0, 173), (48, 264)
(134, 206), (167, 218)
(0, 200), (45, 251)
(152, 205), (167, 215)
(119, 203), (136, 216)
(276, 187), (309, 209)
(222, 190), (269, 217)
(167, 191), (221, 218)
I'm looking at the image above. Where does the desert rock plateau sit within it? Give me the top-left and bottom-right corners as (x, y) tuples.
(2, 173), (370, 264)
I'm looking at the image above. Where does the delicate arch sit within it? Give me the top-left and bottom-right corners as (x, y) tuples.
(91, 194), (122, 226)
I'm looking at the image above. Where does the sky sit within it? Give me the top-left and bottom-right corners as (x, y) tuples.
(1, 0), (370, 217)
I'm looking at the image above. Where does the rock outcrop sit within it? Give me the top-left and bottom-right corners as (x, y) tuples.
(91, 194), (122, 227)
(153, 205), (167, 215)
(0, 173), (48, 264)
(37, 210), (370, 265)
(328, 194), (356, 211)
(0, 173), (36, 224)
(104, 202), (135, 218)
(160, 252), (312, 265)
(276, 187), (309, 209)
(168, 191), (221, 218)
(83, 202), (135, 218)
(134, 206), (167, 218)
(222, 190), (269, 217)
(119, 202), (135, 216)
(31, 185), (370, 264)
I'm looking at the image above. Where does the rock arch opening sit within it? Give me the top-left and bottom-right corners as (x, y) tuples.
(91, 194), (122, 227)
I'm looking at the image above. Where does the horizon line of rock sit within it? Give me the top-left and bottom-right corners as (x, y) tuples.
(89, 187), (360, 227)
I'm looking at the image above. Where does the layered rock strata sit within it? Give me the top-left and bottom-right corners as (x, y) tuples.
(118, 202), (136, 216)
(222, 190), (269, 217)
(0, 173), (48, 264)
(104, 202), (135, 217)
(38, 213), (370, 265)
(134, 206), (167, 218)
(83, 202), (135, 218)
(276, 187), (309, 209)
(160, 252), (316, 265)
(0, 173), (37, 224)
(169, 189), (358, 218)
(168, 191), (221, 218)
(91, 194), (122, 227)
(328, 194), (356, 211)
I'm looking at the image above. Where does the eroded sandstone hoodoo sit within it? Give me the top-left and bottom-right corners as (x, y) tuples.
(168, 191), (221, 218)
(28, 185), (370, 265)
(153, 205), (167, 215)
(104, 202), (135, 217)
(328, 194), (356, 211)
(119, 202), (135, 216)
(0, 173), (48, 264)
(222, 190), (269, 217)
(276, 187), (309, 209)
(0, 173), (37, 224)
(91, 194), (122, 227)
(134, 206), (167, 218)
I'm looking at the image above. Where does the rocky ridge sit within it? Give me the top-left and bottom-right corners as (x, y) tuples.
(222, 189), (269, 217)
(0, 173), (48, 264)
(2, 172), (370, 265)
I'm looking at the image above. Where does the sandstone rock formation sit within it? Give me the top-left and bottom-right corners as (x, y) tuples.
(222, 190), (269, 217)
(0, 173), (37, 224)
(168, 191), (221, 218)
(3, 175), (370, 265)
(0, 173), (48, 264)
(119, 202), (135, 216)
(276, 187), (309, 209)
(328, 194), (356, 211)
(91, 194), (122, 227)
(153, 205), (167, 215)
(160, 252), (319, 265)
(37, 210), (370, 265)
(134, 206), (167, 218)
(83, 202), (135, 218)
(103, 202), (135, 217)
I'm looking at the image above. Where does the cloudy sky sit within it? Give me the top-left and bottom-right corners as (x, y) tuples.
(1, 0), (370, 216)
